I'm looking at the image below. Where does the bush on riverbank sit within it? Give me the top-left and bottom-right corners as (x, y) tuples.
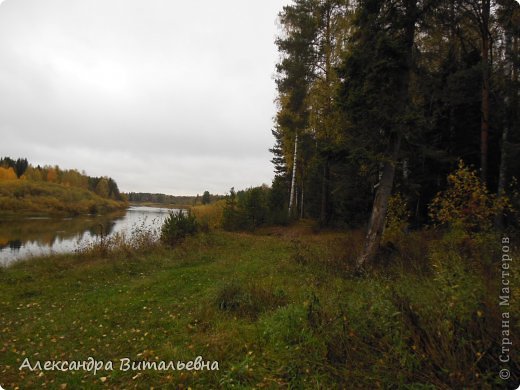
(160, 210), (199, 246)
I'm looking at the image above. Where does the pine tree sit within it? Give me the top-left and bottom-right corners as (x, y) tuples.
(338, 0), (422, 269)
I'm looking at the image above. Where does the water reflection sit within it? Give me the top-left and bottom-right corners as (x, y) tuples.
(0, 206), (175, 266)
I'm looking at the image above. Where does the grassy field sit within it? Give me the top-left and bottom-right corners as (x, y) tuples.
(0, 223), (518, 389)
(0, 180), (127, 216)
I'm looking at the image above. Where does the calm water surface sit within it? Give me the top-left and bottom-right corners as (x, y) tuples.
(0, 206), (177, 266)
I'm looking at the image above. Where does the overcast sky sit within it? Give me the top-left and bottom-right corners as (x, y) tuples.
(0, 0), (289, 195)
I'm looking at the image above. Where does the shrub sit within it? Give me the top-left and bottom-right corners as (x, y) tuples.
(160, 210), (198, 246)
(383, 192), (410, 244)
(429, 160), (510, 232)
(505, 176), (520, 228)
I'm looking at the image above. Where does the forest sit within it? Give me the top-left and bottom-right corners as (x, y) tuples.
(0, 157), (127, 215)
(262, 0), (520, 267)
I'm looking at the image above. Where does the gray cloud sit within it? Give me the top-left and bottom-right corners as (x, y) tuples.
(0, 0), (287, 194)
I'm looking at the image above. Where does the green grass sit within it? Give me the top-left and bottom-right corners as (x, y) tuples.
(0, 227), (518, 389)
(0, 180), (127, 216)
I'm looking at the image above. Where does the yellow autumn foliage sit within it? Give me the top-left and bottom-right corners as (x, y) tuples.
(191, 200), (225, 229)
(0, 167), (17, 181)
(383, 192), (410, 243)
(428, 160), (510, 231)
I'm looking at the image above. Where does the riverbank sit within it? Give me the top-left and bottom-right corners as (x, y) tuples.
(0, 180), (128, 217)
(0, 226), (518, 388)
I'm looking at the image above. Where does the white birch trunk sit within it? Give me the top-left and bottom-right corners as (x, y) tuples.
(288, 131), (298, 216)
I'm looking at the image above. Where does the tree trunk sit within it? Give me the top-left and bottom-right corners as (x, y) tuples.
(495, 126), (509, 229)
(356, 134), (401, 269)
(356, 0), (417, 270)
(480, 0), (491, 183)
(300, 182), (304, 219)
(288, 131), (298, 217)
(496, 34), (516, 228)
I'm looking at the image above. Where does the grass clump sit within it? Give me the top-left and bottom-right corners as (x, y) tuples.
(77, 219), (162, 258)
(216, 280), (288, 320)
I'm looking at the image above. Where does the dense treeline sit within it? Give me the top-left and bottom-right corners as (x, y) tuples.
(0, 156), (125, 201)
(126, 191), (224, 205)
(270, 0), (520, 266)
(0, 156), (127, 215)
(126, 192), (196, 205)
(221, 186), (287, 231)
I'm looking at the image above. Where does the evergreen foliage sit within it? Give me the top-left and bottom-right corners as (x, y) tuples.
(270, 0), (520, 234)
(160, 210), (199, 246)
(202, 191), (211, 205)
(222, 186), (285, 231)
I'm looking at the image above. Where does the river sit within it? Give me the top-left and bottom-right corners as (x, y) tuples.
(0, 206), (176, 266)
